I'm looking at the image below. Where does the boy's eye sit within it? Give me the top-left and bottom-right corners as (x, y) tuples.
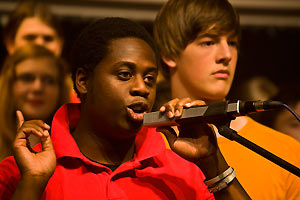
(228, 40), (238, 47)
(23, 34), (37, 41)
(199, 41), (214, 46)
(118, 71), (132, 80)
(43, 35), (55, 42)
(144, 74), (157, 86)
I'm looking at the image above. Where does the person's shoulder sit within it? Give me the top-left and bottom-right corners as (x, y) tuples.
(0, 156), (20, 185)
(0, 156), (19, 176)
(241, 117), (300, 163)
(245, 117), (300, 145)
(0, 156), (20, 200)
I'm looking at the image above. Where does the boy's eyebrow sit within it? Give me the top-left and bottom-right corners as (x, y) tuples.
(114, 61), (158, 73)
(114, 61), (136, 69)
(145, 67), (158, 74)
(196, 32), (238, 40)
(196, 33), (219, 39)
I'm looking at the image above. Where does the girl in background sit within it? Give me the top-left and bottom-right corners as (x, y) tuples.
(0, 44), (69, 161)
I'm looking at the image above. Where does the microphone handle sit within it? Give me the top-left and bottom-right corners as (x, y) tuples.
(144, 101), (236, 127)
(143, 100), (282, 127)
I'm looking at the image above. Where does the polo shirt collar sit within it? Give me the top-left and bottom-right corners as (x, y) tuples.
(51, 103), (165, 164)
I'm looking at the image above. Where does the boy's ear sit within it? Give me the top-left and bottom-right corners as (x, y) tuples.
(76, 68), (89, 94)
(162, 55), (177, 68)
(5, 39), (15, 54)
(53, 37), (64, 56)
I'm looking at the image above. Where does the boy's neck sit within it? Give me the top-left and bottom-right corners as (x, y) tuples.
(170, 74), (196, 100)
(230, 116), (248, 131)
(71, 118), (136, 165)
(170, 75), (221, 105)
(212, 116), (248, 138)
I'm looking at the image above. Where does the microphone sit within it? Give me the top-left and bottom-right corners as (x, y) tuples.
(143, 100), (282, 127)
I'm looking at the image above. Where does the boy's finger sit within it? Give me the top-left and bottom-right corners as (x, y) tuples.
(156, 126), (177, 148)
(40, 130), (55, 153)
(16, 110), (24, 129)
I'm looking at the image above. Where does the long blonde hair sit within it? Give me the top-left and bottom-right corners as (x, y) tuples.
(0, 44), (69, 160)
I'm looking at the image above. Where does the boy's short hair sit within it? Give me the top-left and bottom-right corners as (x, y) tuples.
(70, 17), (159, 96)
(154, 0), (240, 79)
(3, 0), (63, 45)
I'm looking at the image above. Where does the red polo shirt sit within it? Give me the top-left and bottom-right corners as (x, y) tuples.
(0, 103), (214, 200)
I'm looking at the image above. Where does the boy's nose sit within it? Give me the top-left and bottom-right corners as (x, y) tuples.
(130, 76), (150, 98)
(216, 41), (232, 65)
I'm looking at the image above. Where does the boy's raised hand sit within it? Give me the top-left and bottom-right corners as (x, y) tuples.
(12, 110), (56, 183)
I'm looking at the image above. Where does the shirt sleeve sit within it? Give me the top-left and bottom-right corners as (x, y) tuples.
(0, 157), (20, 200)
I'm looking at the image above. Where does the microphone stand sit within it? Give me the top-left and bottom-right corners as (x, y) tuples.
(215, 120), (300, 178)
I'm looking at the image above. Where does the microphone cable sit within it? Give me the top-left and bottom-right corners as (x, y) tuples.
(281, 103), (300, 123)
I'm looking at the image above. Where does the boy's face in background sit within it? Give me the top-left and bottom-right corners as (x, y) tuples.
(9, 17), (63, 56)
(84, 37), (157, 139)
(273, 102), (300, 142)
(168, 31), (238, 103)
